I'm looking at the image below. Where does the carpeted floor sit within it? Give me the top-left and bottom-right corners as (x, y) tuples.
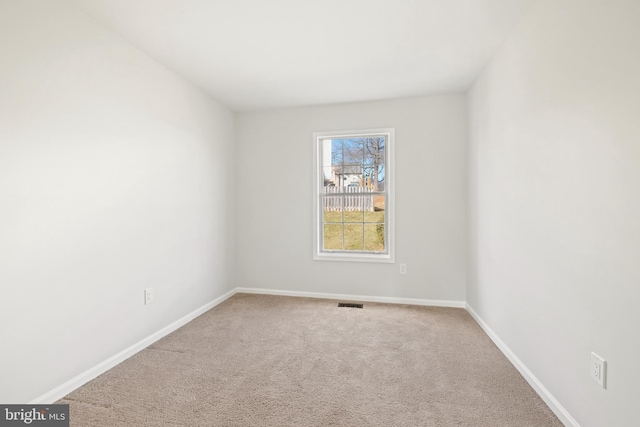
(58, 293), (562, 426)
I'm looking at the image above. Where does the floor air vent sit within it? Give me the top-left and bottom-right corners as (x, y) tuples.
(338, 303), (363, 309)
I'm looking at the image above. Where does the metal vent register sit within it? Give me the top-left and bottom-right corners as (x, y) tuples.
(338, 303), (364, 309)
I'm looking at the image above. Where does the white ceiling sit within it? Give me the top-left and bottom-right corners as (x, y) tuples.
(72, 0), (535, 111)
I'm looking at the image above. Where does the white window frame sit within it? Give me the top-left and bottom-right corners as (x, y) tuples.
(312, 128), (395, 263)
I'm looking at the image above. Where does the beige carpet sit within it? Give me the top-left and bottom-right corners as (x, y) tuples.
(58, 294), (562, 426)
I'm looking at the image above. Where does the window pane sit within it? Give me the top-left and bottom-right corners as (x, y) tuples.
(323, 224), (343, 250)
(329, 138), (344, 165)
(321, 138), (345, 192)
(364, 195), (385, 222)
(344, 209), (364, 223)
(343, 138), (364, 164)
(322, 196), (342, 223)
(342, 138), (364, 193)
(344, 224), (364, 250)
(323, 178), (337, 191)
(364, 224), (385, 251)
(363, 136), (385, 191)
(338, 164), (362, 190)
(342, 194), (364, 222)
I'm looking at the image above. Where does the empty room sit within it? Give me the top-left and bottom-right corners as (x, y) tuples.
(1, 0), (638, 426)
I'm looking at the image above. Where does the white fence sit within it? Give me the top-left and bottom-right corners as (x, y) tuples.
(323, 186), (374, 212)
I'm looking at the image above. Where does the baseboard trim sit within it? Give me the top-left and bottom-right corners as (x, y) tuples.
(235, 287), (466, 308)
(465, 304), (579, 427)
(30, 288), (237, 404)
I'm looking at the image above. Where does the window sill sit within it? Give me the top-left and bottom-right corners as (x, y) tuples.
(313, 252), (395, 263)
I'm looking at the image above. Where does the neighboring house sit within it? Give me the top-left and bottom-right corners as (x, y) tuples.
(334, 164), (363, 188)
(325, 163), (386, 190)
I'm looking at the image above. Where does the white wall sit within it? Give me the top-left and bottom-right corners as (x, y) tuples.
(0, 0), (235, 403)
(468, 0), (640, 425)
(236, 96), (467, 302)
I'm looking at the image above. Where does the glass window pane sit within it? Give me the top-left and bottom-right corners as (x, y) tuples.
(343, 138), (364, 164)
(323, 224), (343, 250)
(330, 138), (344, 165)
(343, 195), (365, 222)
(364, 195), (385, 222)
(343, 209), (364, 223)
(321, 138), (345, 192)
(339, 164), (362, 190)
(363, 136), (385, 191)
(322, 196), (342, 223)
(344, 193), (371, 212)
(342, 138), (364, 193)
(332, 166), (349, 192)
(364, 224), (385, 251)
(344, 224), (364, 250)
(323, 177), (337, 191)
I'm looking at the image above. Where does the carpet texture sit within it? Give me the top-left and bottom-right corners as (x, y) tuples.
(58, 294), (562, 426)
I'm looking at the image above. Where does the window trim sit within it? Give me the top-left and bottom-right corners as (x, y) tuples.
(312, 128), (395, 263)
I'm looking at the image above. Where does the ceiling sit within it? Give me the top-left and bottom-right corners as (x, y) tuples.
(71, 0), (535, 111)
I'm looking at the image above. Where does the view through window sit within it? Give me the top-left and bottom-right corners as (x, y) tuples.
(314, 129), (394, 261)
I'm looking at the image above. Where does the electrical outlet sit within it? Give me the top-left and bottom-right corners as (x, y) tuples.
(400, 264), (407, 274)
(144, 288), (154, 305)
(591, 352), (606, 388)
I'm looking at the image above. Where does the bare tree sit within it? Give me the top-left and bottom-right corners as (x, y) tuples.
(339, 137), (385, 191)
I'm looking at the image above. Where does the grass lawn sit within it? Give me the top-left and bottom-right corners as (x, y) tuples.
(323, 210), (385, 251)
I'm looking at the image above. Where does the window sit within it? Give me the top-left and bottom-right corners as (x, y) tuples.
(313, 128), (394, 262)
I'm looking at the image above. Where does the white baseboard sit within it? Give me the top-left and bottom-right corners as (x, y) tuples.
(30, 288), (237, 404)
(235, 287), (466, 308)
(465, 304), (579, 427)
